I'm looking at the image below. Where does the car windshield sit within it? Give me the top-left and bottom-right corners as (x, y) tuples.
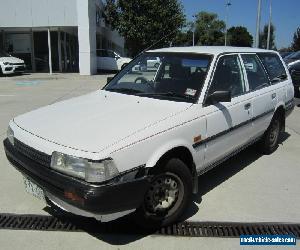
(104, 52), (212, 102)
(0, 50), (11, 57)
(286, 51), (300, 59)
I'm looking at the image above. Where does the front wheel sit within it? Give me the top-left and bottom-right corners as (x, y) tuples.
(257, 114), (281, 154)
(134, 158), (192, 229)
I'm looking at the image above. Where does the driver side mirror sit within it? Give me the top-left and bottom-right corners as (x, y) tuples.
(206, 91), (231, 105)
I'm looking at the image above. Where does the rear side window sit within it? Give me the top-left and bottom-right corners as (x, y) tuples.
(258, 53), (287, 83)
(241, 54), (269, 91)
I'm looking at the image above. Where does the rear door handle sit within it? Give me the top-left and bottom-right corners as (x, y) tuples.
(244, 103), (251, 110)
(271, 93), (276, 99)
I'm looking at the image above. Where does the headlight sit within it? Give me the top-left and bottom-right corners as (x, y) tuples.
(3, 62), (12, 65)
(7, 126), (14, 146)
(50, 152), (119, 183)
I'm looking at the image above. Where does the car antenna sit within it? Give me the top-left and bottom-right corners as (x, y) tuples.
(138, 30), (177, 55)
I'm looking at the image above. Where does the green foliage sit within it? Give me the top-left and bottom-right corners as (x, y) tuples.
(291, 27), (300, 51)
(194, 12), (226, 46)
(227, 26), (253, 47)
(105, 0), (185, 56)
(172, 22), (194, 46)
(259, 23), (276, 50)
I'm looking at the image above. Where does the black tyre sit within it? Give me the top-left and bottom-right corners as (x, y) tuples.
(134, 158), (192, 229)
(257, 114), (281, 154)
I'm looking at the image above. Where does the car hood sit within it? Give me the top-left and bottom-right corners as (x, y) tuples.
(0, 56), (24, 63)
(14, 90), (192, 153)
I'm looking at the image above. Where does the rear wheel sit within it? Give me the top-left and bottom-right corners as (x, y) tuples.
(257, 114), (281, 154)
(134, 158), (192, 229)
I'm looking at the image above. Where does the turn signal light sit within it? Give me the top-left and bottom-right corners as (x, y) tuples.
(64, 191), (84, 205)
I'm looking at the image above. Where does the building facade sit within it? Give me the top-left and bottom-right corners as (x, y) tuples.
(0, 0), (125, 75)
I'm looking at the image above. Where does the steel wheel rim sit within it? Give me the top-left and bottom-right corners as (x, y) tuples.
(269, 119), (280, 147)
(144, 172), (184, 217)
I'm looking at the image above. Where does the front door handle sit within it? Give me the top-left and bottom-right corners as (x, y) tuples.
(244, 103), (251, 110)
(271, 93), (276, 99)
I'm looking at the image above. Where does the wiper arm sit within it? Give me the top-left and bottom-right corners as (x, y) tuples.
(139, 91), (195, 100)
(105, 88), (144, 94)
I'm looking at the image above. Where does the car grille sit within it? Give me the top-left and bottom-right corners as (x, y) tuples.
(14, 139), (51, 168)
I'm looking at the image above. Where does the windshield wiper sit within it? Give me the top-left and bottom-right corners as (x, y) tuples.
(105, 88), (144, 94)
(138, 92), (196, 101)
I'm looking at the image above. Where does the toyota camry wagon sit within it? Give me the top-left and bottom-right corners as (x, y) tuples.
(4, 46), (294, 228)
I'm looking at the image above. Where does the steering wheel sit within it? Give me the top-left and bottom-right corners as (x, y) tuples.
(134, 77), (148, 84)
(134, 77), (155, 90)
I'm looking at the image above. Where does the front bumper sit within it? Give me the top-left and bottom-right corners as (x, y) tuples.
(1, 64), (26, 74)
(3, 139), (150, 221)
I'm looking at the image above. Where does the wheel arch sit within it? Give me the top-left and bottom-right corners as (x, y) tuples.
(146, 144), (198, 194)
(274, 104), (285, 132)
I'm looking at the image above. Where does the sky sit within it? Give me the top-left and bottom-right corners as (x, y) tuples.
(181, 0), (300, 49)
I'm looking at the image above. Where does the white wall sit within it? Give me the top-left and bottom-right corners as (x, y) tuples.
(77, 0), (97, 75)
(0, 0), (77, 27)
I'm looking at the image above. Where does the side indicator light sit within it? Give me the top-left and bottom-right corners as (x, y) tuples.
(194, 135), (202, 143)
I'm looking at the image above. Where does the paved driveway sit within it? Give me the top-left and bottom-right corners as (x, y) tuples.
(0, 73), (299, 249)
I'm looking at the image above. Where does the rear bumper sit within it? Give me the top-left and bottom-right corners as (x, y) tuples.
(3, 139), (150, 221)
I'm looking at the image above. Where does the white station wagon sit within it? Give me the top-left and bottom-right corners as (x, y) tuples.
(4, 46), (294, 228)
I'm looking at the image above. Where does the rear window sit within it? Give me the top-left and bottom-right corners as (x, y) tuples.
(258, 53), (287, 83)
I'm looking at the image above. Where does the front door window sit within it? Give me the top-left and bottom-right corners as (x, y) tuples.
(208, 54), (245, 98)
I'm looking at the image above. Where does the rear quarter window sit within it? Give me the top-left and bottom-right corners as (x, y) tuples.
(257, 53), (287, 83)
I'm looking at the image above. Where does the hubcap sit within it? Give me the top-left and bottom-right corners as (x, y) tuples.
(145, 174), (181, 214)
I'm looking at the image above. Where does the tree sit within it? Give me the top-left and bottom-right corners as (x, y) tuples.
(291, 27), (300, 51)
(105, 0), (185, 56)
(259, 23), (276, 49)
(172, 22), (194, 46)
(227, 26), (253, 47)
(194, 12), (225, 46)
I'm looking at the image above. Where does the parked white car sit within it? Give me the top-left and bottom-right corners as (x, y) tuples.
(4, 46), (294, 228)
(146, 56), (160, 68)
(96, 49), (131, 71)
(0, 50), (26, 75)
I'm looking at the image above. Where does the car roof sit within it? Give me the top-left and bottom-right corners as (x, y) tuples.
(147, 46), (275, 56)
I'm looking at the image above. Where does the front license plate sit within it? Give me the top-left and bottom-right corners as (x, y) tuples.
(24, 177), (45, 201)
